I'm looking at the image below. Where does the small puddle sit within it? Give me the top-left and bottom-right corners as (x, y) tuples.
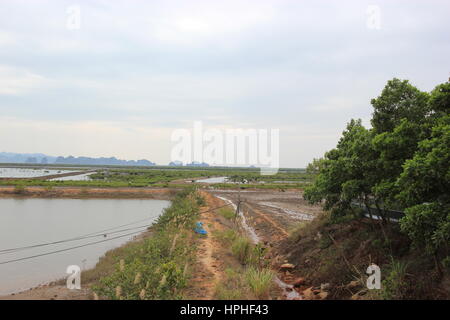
(49, 172), (94, 181)
(195, 177), (229, 184)
(215, 195), (301, 300)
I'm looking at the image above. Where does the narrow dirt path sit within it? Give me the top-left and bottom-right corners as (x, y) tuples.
(187, 191), (229, 299)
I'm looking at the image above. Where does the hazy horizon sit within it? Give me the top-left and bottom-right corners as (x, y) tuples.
(1, 0), (449, 167)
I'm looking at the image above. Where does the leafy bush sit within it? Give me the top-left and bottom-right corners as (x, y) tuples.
(400, 203), (449, 254)
(381, 258), (410, 299)
(303, 78), (450, 263)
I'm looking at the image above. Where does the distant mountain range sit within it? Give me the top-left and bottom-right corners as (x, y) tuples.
(0, 152), (155, 166)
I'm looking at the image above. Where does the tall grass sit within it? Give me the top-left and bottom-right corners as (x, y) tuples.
(218, 207), (235, 220)
(244, 266), (275, 299)
(214, 229), (238, 245)
(214, 266), (274, 300)
(92, 187), (202, 300)
(214, 228), (273, 299)
(214, 268), (247, 300)
(231, 236), (253, 264)
(230, 235), (267, 267)
(381, 257), (410, 299)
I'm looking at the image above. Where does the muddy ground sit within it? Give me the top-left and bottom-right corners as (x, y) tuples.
(209, 189), (323, 243)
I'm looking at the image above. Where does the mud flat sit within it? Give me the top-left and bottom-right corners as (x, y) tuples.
(210, 189), (323, 241)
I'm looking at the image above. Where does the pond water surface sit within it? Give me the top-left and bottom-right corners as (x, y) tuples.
(0, 167), (76, 178)
(194, 176), (229, 183)
(0, 198), (170, 295)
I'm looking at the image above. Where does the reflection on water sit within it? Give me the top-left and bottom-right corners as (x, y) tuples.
(49, 173), (94, 181)
(0, 198), (170, 295)
(195, 176), (228, 183)
(0, 167), (76, 178)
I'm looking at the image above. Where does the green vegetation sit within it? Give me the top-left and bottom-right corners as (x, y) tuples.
(13, 184), (26, 194)
(304, 78), (449, 260)
(380, 258), (410, 299)
(300, 78), (449, 299)
(92, 187), (203, 300)
(214, 266), (274, 300)
(231, 236), (253, 264)
(213, 227), (274, 299)
(0, 167), (313, 189)
(214, 268), (247, 300)
(214, 229), (238, 245)
(244, 266), (275, 299)
(217, 207), (236, 220)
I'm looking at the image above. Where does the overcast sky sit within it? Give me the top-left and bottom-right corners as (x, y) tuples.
(0, 0), (449, 167)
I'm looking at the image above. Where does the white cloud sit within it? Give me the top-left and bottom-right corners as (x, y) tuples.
(0, 65), (47, 95)
(0, 0), (449, 167)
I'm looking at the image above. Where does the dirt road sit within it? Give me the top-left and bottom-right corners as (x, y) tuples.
(186, 191), (237, 299)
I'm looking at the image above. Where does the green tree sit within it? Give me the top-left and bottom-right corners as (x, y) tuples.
(397, 114), (450, 255)
(304, 119), (379, 219)
(371, 78), (429, 134)
(306, 157), (325, 174)
(305, 78), (449, 261)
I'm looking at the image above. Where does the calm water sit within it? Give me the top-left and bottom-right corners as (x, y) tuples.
(49, 173), (94, 181)
(195, 176), (229, 183)
(0, 198), (170, 295)
(0, 167), (77, 178)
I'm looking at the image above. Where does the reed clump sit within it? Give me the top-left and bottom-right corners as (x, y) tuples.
(92, 187), (202, 300)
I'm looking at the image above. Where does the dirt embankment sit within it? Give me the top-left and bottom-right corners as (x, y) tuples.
(209, 190), (449, 300)
(0, 186), (177, 199)
(205, 189), (326, 299)
(185, 191), (240, 299)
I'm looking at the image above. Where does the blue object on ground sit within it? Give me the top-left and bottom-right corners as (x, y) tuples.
(194, 227), (207, 235)
(196, 221), (204, 227)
